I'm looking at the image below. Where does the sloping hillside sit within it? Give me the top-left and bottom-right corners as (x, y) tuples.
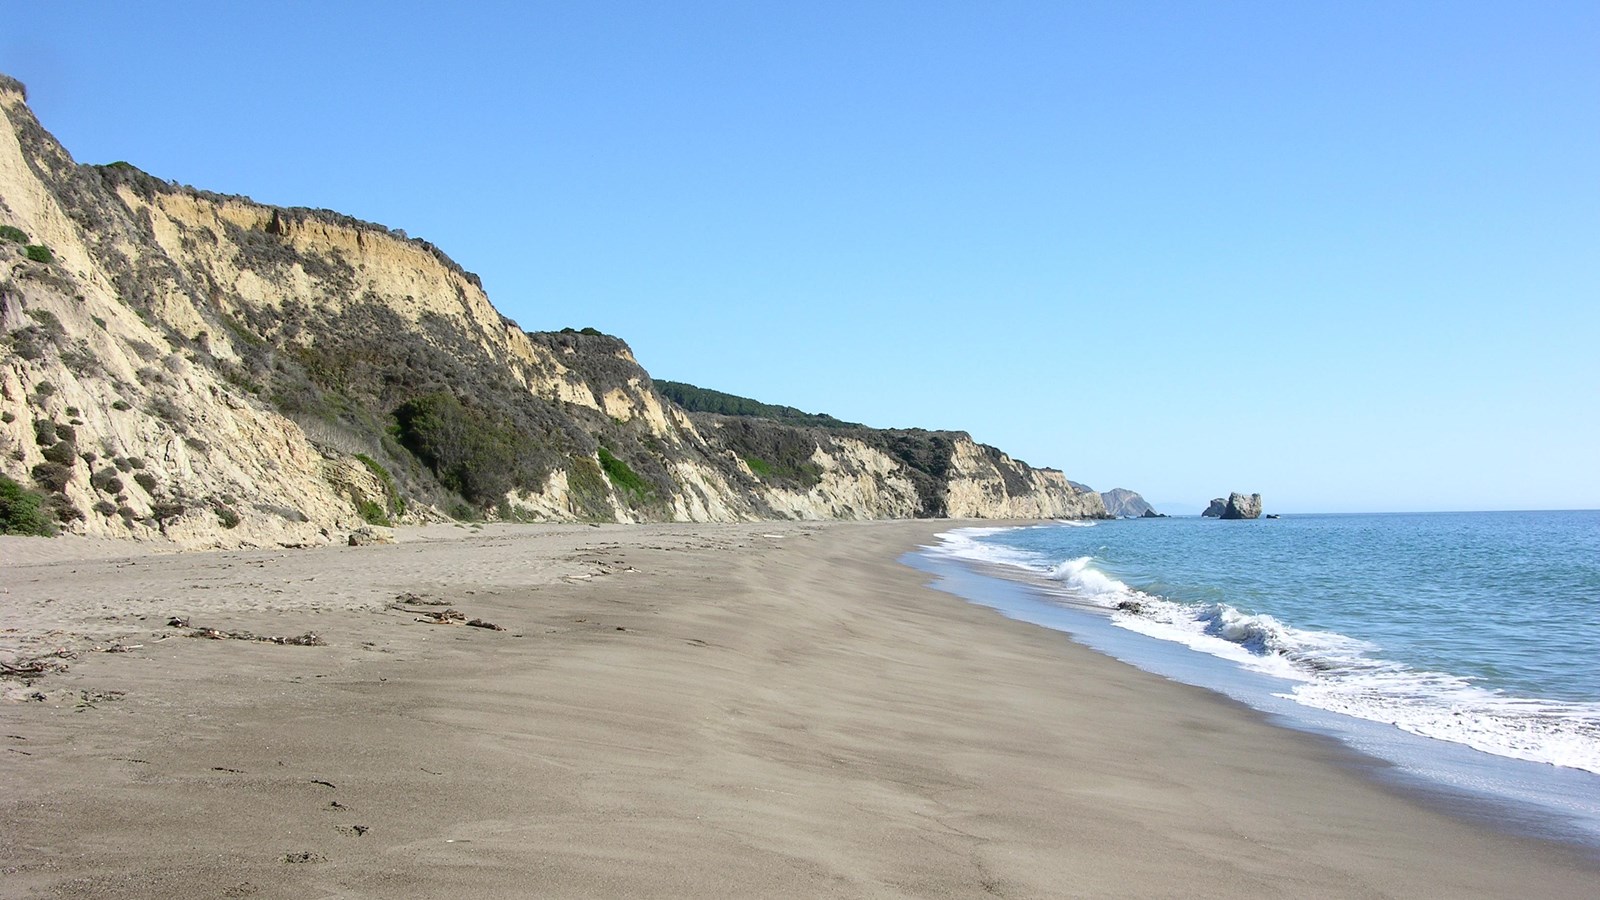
(1100, 488), (1156, 518)
(664, 384), (1104, 519)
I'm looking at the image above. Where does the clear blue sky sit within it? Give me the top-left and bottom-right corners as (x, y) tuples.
(6, 2), (1597, 513)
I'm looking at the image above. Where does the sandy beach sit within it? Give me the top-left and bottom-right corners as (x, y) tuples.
(2, 520), (1596, 898)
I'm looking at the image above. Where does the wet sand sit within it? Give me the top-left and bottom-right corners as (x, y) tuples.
(2, 520), (1596, 898)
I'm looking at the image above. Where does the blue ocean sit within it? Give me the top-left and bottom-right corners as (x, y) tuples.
(917, 510), (1600, 845)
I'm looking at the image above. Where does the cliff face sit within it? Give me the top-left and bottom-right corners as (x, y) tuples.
(0, 76), (1103, 546)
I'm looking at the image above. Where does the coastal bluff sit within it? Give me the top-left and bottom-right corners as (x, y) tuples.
(0, 74), (1105, 547)
(1100, 487), (1156, 518)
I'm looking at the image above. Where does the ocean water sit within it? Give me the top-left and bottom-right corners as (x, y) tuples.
(918, 510), (1600, 845)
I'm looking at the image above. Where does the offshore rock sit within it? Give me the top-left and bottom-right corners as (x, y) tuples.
(1202, 498), (1228, 518)
(1220, 492), (1263, 520)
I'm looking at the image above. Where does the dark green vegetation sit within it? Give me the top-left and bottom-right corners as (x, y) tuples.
(355, 499), (389, 526)
(0, 224), (28, 243)
(709, 417), (826, 489)
(393, 393), (526, 508)
(598, 445), (653, 501)
(24, 244), (53, 264)
(656, 381), (860, 429)
(355, 454), (405, 519)
(0, 474), (56, 536)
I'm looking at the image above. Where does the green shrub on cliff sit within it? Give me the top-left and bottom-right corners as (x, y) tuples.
(560, 455), (615, 520)
(0, 474), (56, 536)
(355, 453), (405, 517)
(393, 392), (521, 508)
(597, 446), (652, 501)
(24, 244), (53, 264)
(356, 499), (390, 526)
(0, 225), (28, 244)
(709, 419), (824, 489)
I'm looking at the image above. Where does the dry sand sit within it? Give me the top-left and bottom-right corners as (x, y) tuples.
(1, 520), (1596, 898)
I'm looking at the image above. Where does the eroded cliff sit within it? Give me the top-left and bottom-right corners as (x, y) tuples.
(0, 75), (1103, 546)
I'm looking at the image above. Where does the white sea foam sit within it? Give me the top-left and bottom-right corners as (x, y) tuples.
(1286, 674), (1600, 774)
(1104, 600), (1311, 680)
(930, 526), (1600, 776)
(1111, 588), (1600, 774)
(929, 527), (1051, 571)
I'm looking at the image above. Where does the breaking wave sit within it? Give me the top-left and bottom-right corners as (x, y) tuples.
(929, 526), (1600, 775)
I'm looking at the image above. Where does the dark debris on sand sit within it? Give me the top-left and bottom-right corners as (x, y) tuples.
(168, 618), (325, 646)
(1, 650), (75, 681)
(398, 605), (505, 631)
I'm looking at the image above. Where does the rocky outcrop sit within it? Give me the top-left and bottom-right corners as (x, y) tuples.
(0, 74), (1106, 545)
(1099, 488), (1155, 518)
(1202, 492), (1263, 519)
(1220, 492), (1263, 519)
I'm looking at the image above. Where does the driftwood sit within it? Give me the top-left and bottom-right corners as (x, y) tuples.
(414, 608), (466, 624)
(0, 649), (75, 680)
(406, 607), (504, 631)
(187, 627), (325, 646)
(1, 659), (69, 680)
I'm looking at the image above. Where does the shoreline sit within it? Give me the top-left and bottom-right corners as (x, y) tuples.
(913, 528), (1600, 851)
(920, 517), (1600, 850)
(3, 520), (1598, 897)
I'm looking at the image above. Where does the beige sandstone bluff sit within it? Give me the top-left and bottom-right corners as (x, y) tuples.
(0, 74), (1104, 548)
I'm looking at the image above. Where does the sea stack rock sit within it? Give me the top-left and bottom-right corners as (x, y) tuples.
(1201, 498), (1228, 517)
(1219, 492), (1263, 520)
